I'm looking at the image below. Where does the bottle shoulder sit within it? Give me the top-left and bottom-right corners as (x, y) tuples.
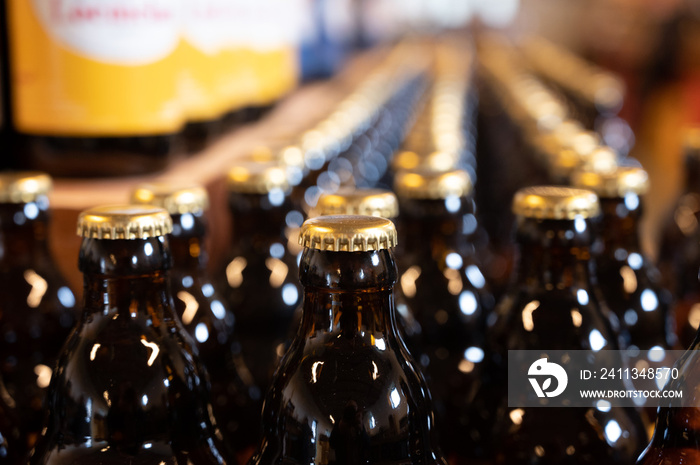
(271, 335), (426, 409)
(169, 274), (234, 331)
(259, 335), (443, 464)
(59, 312), (203, 384)
(39, 313), (221, 450)
(489, 288), (618, 351)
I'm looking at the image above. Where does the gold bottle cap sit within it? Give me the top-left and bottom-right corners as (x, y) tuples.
(131, 182), (209, 214)
(391, 150), (460, 173)
(394, 169), (472, 199)
(312, 188), (399, 219)
(77, 205), (173, 239)
(227, 162), (290, 194)
(546, 144), (618, 180)
(0, 172), (52, 203)
(571, 166), (649, 198)
(512, 186), (600, 219)
(299, 215), (397, 252)
(244, 144), (305, 171)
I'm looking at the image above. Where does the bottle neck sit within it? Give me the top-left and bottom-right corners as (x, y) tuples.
(79, 237), (173, 319)
(228, 192), (290, 250)
(298, 248), (398, 338)
(398, 196), (478, 258)
(597, 196), (643, 255)
(0, 201), (52, 267)
(82, 272), (171, 321)
(514, 217), (595, 290)
(169, 212), (207, 272)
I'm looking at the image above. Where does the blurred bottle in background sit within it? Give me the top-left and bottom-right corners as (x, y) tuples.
(658, 129), (700, 349)
(178, 0), (230, 152)
(0, 172), (77, 450)
(393, 168), (494, 462)
(244, 0), (301, 119)
(637, 328), (700, 465)
(0, 375), (22, 465)
(573, 166), (676, 352)
(131, 182), (260, 460)
(573, 166), (676, 427)
(485, 186), (646, 464)
(5, 0), (184, 177)
(217, 162), (302, 422)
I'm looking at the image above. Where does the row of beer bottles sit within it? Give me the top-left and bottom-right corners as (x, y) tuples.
(0, 0), (300, 177)
(0, 162), (686, 464)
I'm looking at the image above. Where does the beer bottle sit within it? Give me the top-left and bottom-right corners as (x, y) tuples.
(636, 332), (700, 464)
(520, 36), (625, 133)
(309, 187), (421, 338)
(217, 163), (301, 401)
(486, 186), (647, 464)
(0, 374), (24, 464)
(178, 0), (230, 152)
(5, 1), (183, 176)
(0, 172), (76, 448)
(250, 215), (447, 464)
(658, 129), (700, 348)
(388, 150), (460, 185)
(572, 167), (676, 351)
(392, 168), (494, 461)
(30, 205), (234, 464)
(131, 182), (259, 457)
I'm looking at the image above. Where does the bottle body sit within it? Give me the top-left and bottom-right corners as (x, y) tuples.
(483, 217), (646, 464)
(252, 247), (445, 464)
(394, 196), (494, 460)
(168, 210), (258, 456)
(657, 151), (700, 348)
(5, 0), (183, 176)
(0, 201), (76, 448)
(218, 192), (301, 402)
(0, 375), (24, 464)
(30, 236), (233, 464)
(594, 197), (676, 350)
(637, 331), (700, 464)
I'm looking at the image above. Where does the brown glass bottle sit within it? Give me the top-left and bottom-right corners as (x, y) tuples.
(485, 187), (646, 464)
(636, 330), (700, 464)
(217, 163), (301, 405)
(250, 215), (447, 464)
(658, 129), (700, 348)
(573, 167), (676, 351)
(392, 169), (495, 461)
(306, 187), (422, 341)
(0, 374), (24, 464)
(5, 0), (183, 177)
(0, 172), (76, 449)
(519, 36), (625, 134)
(30, 205), (235, 464)
(132, 183), (259, 458)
